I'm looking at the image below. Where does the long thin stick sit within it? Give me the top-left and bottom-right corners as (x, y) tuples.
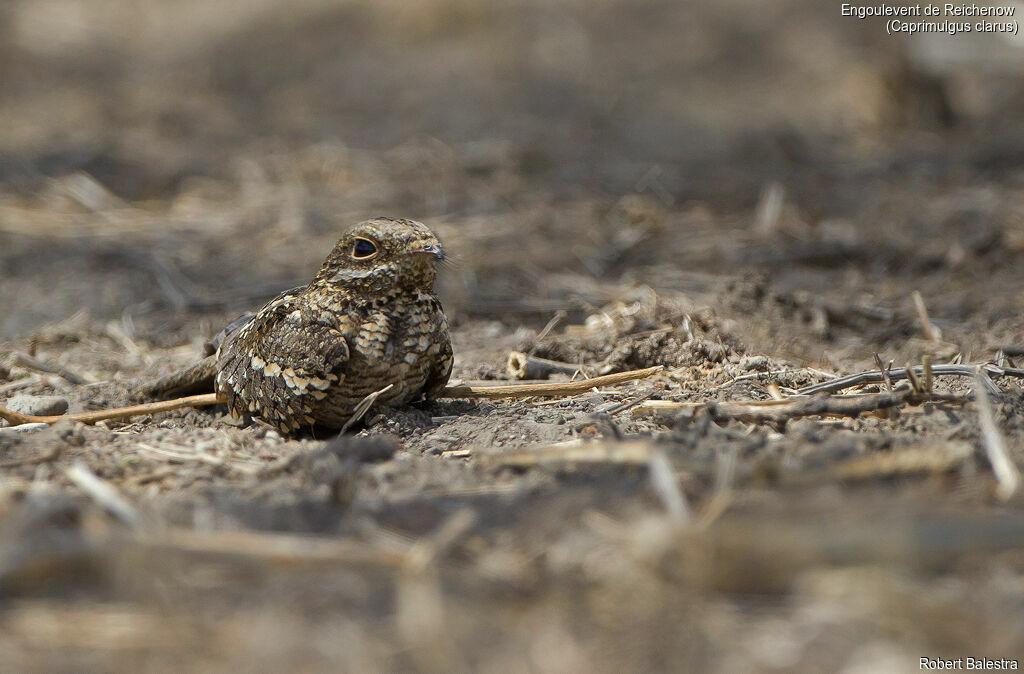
(0, 393), (223, 426)
(631, 391), (971, 422)
(442, 365), (662, 399)
(0, 366), (664, 427)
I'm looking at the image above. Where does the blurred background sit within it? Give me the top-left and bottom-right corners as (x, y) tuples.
(3, 0), (1024, 362)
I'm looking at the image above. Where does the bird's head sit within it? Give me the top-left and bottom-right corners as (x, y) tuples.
(313, 217), (445, 294)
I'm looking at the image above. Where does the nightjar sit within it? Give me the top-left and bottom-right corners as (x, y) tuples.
(147, 218), (453, 433)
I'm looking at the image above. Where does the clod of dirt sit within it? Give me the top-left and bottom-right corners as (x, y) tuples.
(245, 432), (401, 506)
(527, 290), (741, 373)
(366, 407), (435, 436)
(45, 418), (87, 447)
(322, 433), (401, 464)
(531, 329), (736, 373)
(270, 435), (400, 506)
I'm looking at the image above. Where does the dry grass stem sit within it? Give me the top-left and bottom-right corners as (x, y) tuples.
(150, 528), (411, 569)
(648, 449), (691, 524)
(753, 182), (785, 235)
(442, 366), (663, 399)
(530, 310), (567, 349)
(65, 462), (142, 526)
(483, 440), (654, 468)
(973, 371), (1021, 501)
(912, 290), (942, 342)
(874, 353), (894, 393)
(340, 383), (395, 433)
(11, 352), (90, 385)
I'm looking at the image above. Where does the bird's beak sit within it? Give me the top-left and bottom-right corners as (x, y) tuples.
(412, 243), (445, 261)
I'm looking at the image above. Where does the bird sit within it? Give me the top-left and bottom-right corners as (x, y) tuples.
(140, 217), (453, 434)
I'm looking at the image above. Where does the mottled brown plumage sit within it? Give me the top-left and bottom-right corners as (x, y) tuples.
(147, 218), (452, 433)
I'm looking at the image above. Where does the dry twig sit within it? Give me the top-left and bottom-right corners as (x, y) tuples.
(632, 390), (970, 425)
(798, 363), (1007, 395)
(707, 390), (919, 425)
(506, 351), (580, 380)
(0, 393), (222, 427)
(443, 366), (662, 399)
(973, 371), (1021, 501)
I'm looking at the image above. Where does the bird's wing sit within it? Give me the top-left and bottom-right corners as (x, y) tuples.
(216, 288), (350, 432)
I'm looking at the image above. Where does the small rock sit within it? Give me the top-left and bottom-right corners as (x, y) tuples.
(739, 355), (771, 371)
(688, 338), (729, 364)
(5, 395), (69, 417)
(0, 422), (49, 435)
(423, 440), (445, 455)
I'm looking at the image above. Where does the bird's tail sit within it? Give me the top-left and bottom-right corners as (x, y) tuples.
(135, 355), (218, 400)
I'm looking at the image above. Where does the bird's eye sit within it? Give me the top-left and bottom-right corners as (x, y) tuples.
(352, 238), (378, 259)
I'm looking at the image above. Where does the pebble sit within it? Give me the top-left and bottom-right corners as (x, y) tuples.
(5, 395), (69, 416)
(739, 355), (771, 371)
(0, 422), (49, 434)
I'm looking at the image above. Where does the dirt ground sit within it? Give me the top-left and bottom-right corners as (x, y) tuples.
(2, 1), (1024, 671)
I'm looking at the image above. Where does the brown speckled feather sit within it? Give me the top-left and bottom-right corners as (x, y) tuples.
(217, 290), (349, 432)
